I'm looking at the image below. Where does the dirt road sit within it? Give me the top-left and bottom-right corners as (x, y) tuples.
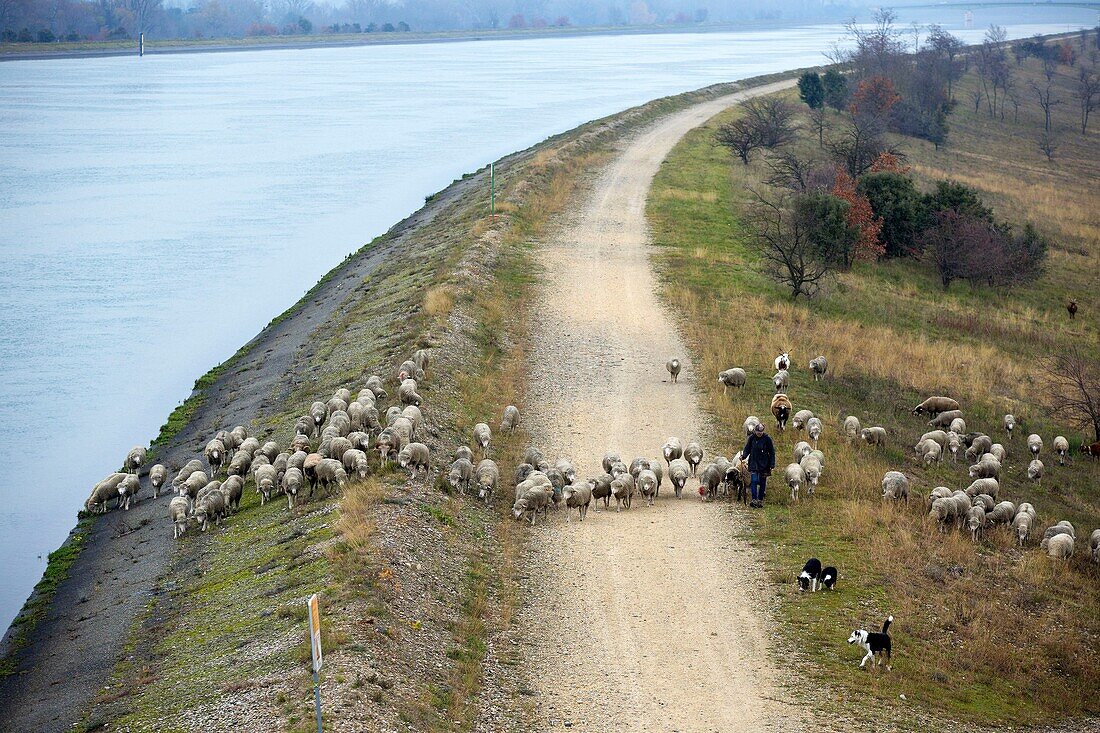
(521, 81), (804, 732)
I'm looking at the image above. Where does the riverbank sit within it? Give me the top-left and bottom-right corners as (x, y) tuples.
(0, 69), (800, 732)
(0, 18), (824, 61)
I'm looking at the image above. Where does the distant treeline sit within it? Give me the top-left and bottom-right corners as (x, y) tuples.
(0, 0), (862, 45)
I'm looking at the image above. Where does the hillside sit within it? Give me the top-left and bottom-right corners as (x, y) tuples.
(647, 46), (1099, 727)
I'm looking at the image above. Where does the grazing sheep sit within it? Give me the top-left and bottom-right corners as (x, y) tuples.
(475, 459), (499, 503)
(928, 497), (957, 533)
(917, 439), (942, 465)
(454, 446), (473, 462)
(238, 437), (261, 458)
(785, 463), (806, 501)
(945, 431), (962, 462)
(294, 416), (314, 437)
(309, 401), (327, 433)
(554, 458), (577, 485)
(341, 449), (370, 480)
(500, 405), (520, 433)
(948, 491), (972, 526)
(193, 489), (227, 531)
(563, 480), (593, 521)
(222, 475), (244, 511)
(375, 428), (404, 465)
(666, 358), (682, 383)
(1053, 436), (1069, 465)
(718, 368), (747, 394)
(743, 416), (761, 436)
(928, 486), (953, 506)
(398, 378), (422, 406)
(169, 495), (192, 538)
(964, 478), (1000, 500)
(253, 464), (278, 503)
(148, 464), (167, 499)
(229, 425), (249, 445)
(774, 352), (791, 371)
(398, 359), (424, 382)
(911, 396), (960, 417)
(314, 459), (347, 495)
(771, 393), (792, 431)
(806, 417), (823, 448)
(637, 469), (659, 506)
(1013, 512), (1035, 546)
(473, 423), (492, 456)
(809, 356), (828, 381)
(843, 416), (861, 440)
(799, 454), (822, 495)
(326, 397), (349, 417)
(324, 436), (352, 463)
(1043, 520), (1076, 540)
(512, 486), (551, 524)
(1090, 529), (1100, 563)
(919, 430), (949, 449)
(412, 348), (430, 373)
(668, 458), (691, 499)
(172, 460), (204, 490)
(365, 375), (386, 399)
(972, 493), (996, 512)
(948, 417), (966, 434)
(1003, 414), (1016, 437)
(792, 410), (815, 432)
(989, 501), (1016, 526)
(989, 443), (1007, 463)
(662, 437), (684, 465)
(523, 447), (545, 467)
(1043, 533), (1074, 560)
(860, 426), (887, 447)
(965, 435), (993, 462)
(398, 442), (431, 474)
(291, 433), (312, 454)
(966, 505), (986, 542)
(124, 446), (146, 474)
(881, 471), (909, 502)
(929, 410), (964, 429)
(684, 442), (703, 475)
(216, 429), (236, 453)
(772, 369), (790, 393)
(1027, 459), (1044, 484)
(1027, 434), (1042, 457)
(448, 458), (475, 493)
(968, 455), (1001, 480)
(601, 452), (621, 475)
(698, 462), (724, 502)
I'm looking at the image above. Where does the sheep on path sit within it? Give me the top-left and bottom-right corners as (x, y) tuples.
(684, 442), (703, 475)
(668, 459), (690, 499)
(663, 437), (683, 465)
(563, 480), (593, 521)
(666, 358), (682, 383)
(500, 405), (520, 433)
(149, 464), (167, 499)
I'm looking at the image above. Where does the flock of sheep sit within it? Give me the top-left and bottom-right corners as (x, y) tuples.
(82, 342), (1099, 570)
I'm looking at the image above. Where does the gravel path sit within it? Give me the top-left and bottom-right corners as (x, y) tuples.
(520, 81), (804, 732)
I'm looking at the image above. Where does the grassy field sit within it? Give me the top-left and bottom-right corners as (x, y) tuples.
(648, 54), (1100, 726)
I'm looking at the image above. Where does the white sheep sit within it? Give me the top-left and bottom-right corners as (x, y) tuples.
(662, 437), (683, 465)
(169, 496), (191, 538)
(917, 439), (942, 465)
(398, 378), (422, 406)
(399, 442), (431, 474)
(772, 369), (790, 393)
(989, 443), (1007, 463)
(1012, 511), (1035, 546)
(473, 423), (492, 456)
(860, 426), (887, 447)
(785, 463), (806, 501)
(792, 410), (815, 432)
(668, 458), (691, 499)
(965, 478), (1000, 500)
(793, 441), (812, 463)
(947, 431), (962, 462)
(1090, 529), (1100, 563)
(966, 505), (986, 542)
(799, 454), (822, 495)
(1027, 434), (1042, 457)
(684, 442), (703, 475)
(563, 480), (593, 521)
(968, 455), (1001, 480)
(743, 416), (761, 436)
(1027, 459), (1044, 484)
(806, 417), (823, 448)
(149, 464), (167, 499)
(666, 358), (682, 383)
(1003, 414), (1015, 438)
(948, 417), (966, 434)
(1053, 436), (1069, 465)
(475, 459), (500, 503)
(500, 405), (520, 433)
(1042, 533), (1074, 560)
(809, 355), (828, 381)
(881, 471), (909, 502)
(717, 368), (746, 394)
(843, 415), (861, 440)
(124, 446), (146, 474)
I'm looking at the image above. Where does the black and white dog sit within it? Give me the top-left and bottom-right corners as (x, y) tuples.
(820, 566), (838, 591)
(848, 616), (893, 671)
(798, 558), (822, 592)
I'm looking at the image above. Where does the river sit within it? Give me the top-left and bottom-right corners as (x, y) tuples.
(0, 7), (1092, 630)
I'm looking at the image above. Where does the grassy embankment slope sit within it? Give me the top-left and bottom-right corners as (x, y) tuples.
(648, 54), (1099, 727)
(72, 74), (793, 733)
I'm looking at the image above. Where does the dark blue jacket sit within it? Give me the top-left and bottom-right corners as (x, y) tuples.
(742, 433), (776, 474)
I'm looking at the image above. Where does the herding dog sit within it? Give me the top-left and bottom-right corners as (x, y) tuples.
(848, 616), (893, 671)
(723, 464), (748, 505)
(798, 558), (822, 592)
(820, 566), (838, 591)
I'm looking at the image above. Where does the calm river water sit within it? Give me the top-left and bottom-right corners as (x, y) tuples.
(0, 8), (1091, 629)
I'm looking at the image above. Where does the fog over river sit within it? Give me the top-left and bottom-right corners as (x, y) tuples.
(0, 7), (1091, 629)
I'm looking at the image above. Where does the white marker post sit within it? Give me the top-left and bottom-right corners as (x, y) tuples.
(308, 594), (323, 733)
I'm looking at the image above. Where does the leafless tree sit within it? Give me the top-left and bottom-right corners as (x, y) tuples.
(1031, 76), (1064, 132)
(764, 151), (820, 192)
(1074, 63), (1099, 134)
(1040, 347), (1100, 442)
(1037, 131), (1058, 161)
(127, 0), (163, 36)
(808, 106), (828, 147)
(714, 118), (760, 165)
(742, 96), (798, 149)
(746, 189), (831, 299)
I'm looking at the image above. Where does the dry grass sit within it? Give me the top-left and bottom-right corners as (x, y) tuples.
(422, 284), (456, 318)
(648, 53), (1100, 725)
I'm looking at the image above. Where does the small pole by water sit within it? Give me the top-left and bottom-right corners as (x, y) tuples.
(490, 162), (495, 216)
(139, 32), (144, 57)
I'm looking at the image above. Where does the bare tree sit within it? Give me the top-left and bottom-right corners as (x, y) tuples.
(1040, 347), (1100, 442)
(714, 118), (760, 165)
(1031, 75), (1064, 132)
(742, 96), (798, 149)
(746, 190), (831, 299)
(1038, 131), (1058, 161)
(764, 151), (820, 192)
(1074, 63), (1099, 134)
(808, 106), (828, 147)
(127, 0), (163, 36)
